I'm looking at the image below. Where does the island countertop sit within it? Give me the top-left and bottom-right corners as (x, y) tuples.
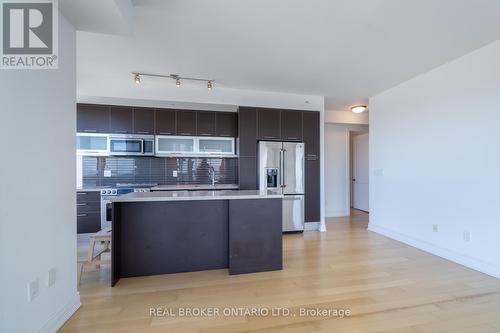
(111, 189), (283, 202)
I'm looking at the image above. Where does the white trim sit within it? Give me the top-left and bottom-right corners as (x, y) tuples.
(319, 103), (327, 232)
(36, 292), (81, 333)
(304, 222), (321, 231)
(325, 210), (350, 218)
(368, 224), (500, 279)
(345, 129), (351, 216)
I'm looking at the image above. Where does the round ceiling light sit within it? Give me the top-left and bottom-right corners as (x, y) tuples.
(351, 105), (368, 113)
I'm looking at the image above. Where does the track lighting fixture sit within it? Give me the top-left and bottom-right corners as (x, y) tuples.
(131, 72), (214, 90)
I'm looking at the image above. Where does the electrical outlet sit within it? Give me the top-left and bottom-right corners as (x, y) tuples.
(47, 267), (56, 287)
(463, 231), (471, 242)
(172, 170), (178, 177)
(433, 224), (438, 232)
(28, 279), (39, 302)
(104, 169), (111, 178)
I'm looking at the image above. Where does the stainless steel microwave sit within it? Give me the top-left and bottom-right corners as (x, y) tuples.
(109, 134), (155, 156)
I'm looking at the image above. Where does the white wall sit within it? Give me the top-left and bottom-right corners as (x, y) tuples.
(325, 124), (368, 217)
(325, 110), (369, 125)
(369, 39), (500, 278)
(0, 13), (80, 333)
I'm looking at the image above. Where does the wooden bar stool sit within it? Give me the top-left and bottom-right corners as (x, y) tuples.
(78, 227), (112, 286)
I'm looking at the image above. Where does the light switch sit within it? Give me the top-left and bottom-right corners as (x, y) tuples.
(173, 170), (178, 177)
(104, 169), (112, 178)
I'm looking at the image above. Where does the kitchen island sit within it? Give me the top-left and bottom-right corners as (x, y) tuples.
(111, 190), (283, 286)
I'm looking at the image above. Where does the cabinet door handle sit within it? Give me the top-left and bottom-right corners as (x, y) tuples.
(83, 129), (97, 133)
(219, 134), (230, 137)
(77, 214), (87, 217)
(114, 130), (127, 134)
(263, 136), (277, 139)
(199, 133), (211, 136)
(136, 131), (150, 134)
(77, 203), (87, 206)
(77, 192), (87, 196)
(159, 132), (172, 135)
(180, 132), (192, 135)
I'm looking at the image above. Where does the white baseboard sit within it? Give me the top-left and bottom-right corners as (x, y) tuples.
(37, 292), (81, 333)
(368, 224), (500, 279)
(326, 210), (350, 218)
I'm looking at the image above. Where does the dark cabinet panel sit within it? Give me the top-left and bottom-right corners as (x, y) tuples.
(133, 107), (155, 134)
(305, 159), (320, 223)
(303, 111), (320, 157)
(77, 104), (110, 133)
(77, 212), (101, 233)
(76, 191), (101, 234)
(257, 108), (281, 140)
(238, 107), (257, 157)
(216, 112), (237, 137)
(155, 108), (176, 135)
(177, 110), (197, 136)
(196, 111), (216, 136)
(239, 157), (257, 190)
(109, 106), (133, 134)
(281, 110), (303, 141)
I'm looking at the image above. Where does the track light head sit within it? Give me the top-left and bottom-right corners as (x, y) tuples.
(134, 73), (140, 84)
(207, 80), (213, 90)
(176, 78), (181, 88)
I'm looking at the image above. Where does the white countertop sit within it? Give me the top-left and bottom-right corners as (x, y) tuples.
(111, 190), (283, 202)
(151, 184), (239, 191)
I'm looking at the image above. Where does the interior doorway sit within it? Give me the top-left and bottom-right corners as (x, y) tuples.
(350, 132), (369, 212)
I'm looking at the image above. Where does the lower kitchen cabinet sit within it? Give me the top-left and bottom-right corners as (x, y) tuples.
(305, 158), (320, 222)
(77, 191), (101, 233)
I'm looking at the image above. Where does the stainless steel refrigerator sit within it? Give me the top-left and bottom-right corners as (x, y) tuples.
(258, 141), (305, 232)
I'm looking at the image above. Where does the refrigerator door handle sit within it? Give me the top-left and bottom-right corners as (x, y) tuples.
(282, 149), (286, 188)
(279, 149), (284, 187)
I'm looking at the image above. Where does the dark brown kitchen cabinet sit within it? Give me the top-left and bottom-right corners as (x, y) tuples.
(303, 111), (320, 157)
(238, 107), (257, 157)
(305, 159), (320, 222)
(216, 112), (237, 137)
(155, 108), (176, 135)
(133, 107), (155, 134)
(77, 191), (101, 234)
(77, 104), (110, 133)
(109, 106), (133, 134)
(239, 157), (258, 190)
(196, 111), (216, 136)
(281, 110), (303, 141)
(177, 110), (197, 136)
(257, 108), (281, 140)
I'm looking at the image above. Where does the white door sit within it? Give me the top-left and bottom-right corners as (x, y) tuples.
(353, 133), (369, 212)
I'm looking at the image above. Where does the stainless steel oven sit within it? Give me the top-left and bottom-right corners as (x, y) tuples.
(109, 134), (155, 156)
(100, 186), (152, 229)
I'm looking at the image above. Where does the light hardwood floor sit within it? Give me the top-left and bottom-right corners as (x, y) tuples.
(63, 210), (500, 333)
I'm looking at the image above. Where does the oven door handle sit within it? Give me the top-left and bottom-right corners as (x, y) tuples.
(141, 139), (145, 154)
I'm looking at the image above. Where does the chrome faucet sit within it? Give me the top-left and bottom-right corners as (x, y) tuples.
(208, 166), (216, 185)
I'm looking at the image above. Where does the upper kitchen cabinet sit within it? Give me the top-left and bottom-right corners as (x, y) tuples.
(133, 107), (155, 134)
(303, 111), (320, 158)
(177, 110), (197, 136)
(238, 107), (257, 157)
(216, 112), (237, 137)
(281, 110), (303, 141)
(196, 111), (216, 136)
(77, 104), (110, 133)
(109, 106), (133, 134)
(257, 108), (281, 140)
(155, 108), (176, 135)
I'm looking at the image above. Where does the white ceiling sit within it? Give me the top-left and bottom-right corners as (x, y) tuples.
(75, 0), (500, 111)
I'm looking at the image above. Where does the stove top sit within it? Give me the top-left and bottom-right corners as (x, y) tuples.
(115, 183), (158, 188)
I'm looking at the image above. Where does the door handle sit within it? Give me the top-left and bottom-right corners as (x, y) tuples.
(282, 149), (286, 188)
(279, 149), (284, 187)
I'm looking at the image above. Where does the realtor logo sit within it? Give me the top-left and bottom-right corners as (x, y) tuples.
(1, 0), (58, 69)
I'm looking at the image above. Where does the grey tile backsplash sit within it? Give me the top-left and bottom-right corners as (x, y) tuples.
(82, 156), (238, 187)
